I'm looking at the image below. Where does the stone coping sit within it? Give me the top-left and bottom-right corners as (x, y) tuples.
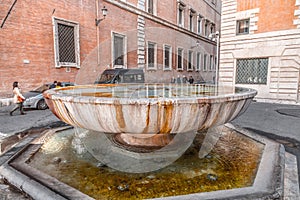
(44, 84), (258, 104)
(0, 124), (289, 200)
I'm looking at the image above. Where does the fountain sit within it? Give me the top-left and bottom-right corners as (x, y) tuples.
(0, 83), (295, 199)
(42, 83), (257, 173)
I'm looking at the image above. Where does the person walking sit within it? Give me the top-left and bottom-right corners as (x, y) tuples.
(49, 81), (57, 89)
(10, 81), (26, 116)
(56, 82), (62, 88)
(188, 76), (194, 84)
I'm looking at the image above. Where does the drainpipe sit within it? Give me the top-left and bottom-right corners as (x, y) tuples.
(95, 0), (100, 72)
(1, 0), (18, 28)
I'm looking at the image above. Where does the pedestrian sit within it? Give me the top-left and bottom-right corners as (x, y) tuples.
(171, 76), (176, 83)
(188, 76), (194, 84)
(56, 82), (62, 88)
(182, 75), (188, 83)
(49, 81), (57, 89)
(176, 75), (182, 84)
(10, 81), (26, 116)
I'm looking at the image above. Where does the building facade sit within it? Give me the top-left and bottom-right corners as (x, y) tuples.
(220, 0), (300, 103)
(0, 0), (221, 97)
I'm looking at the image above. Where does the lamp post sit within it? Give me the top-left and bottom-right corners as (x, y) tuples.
(208, 31), (220, 85)
(95, 6), (108, 26)
(95, 5), (108, 72)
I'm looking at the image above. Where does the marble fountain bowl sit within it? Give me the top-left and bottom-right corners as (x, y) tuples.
(43, 83), (257, 135)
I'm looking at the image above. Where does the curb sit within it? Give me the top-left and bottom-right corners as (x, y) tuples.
(0, 98), (13, 107)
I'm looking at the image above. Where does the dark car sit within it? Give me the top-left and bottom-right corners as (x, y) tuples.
(94, 68), (145, 84)
(23, 82), (74, 110)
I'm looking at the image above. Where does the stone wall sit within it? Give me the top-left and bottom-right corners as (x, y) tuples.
(220, 0), (300, 103)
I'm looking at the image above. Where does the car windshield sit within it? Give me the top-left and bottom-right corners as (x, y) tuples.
(31, 84), (50, 93)
(99, 74), (115, 82)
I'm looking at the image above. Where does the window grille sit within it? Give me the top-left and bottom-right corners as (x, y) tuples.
(236, 58), (268, 84)
(53, 18), (79, 68)
(58, 24), (75, 63)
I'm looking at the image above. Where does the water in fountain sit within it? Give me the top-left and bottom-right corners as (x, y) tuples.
(28, 126), (264, 199)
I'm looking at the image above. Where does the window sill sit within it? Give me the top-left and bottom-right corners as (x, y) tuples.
(55, 65), (80, 69)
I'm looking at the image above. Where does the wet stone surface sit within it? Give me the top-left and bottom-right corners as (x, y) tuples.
(0, 178), (30, 199)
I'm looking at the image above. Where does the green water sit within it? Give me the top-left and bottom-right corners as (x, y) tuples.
(28, 128), (264, 200)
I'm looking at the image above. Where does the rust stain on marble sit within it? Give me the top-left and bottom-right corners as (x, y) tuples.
(159, 102), (173, 134)
(114, 101), (126, 130)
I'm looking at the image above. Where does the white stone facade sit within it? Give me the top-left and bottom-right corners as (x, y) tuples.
(220, 0), (300, 103)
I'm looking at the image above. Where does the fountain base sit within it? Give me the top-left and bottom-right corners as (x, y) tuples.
(114, 133), (175, 149)
(0, 124), (298, 200)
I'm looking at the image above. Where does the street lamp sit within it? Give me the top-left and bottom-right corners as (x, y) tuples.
(208, 31), (220, 85)
(95, 6), (108, 26)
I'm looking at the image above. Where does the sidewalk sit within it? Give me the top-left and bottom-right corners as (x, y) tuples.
(0, 98), (13, 107)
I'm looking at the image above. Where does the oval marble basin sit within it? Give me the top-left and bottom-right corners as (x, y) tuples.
(43, 84), (257, 134)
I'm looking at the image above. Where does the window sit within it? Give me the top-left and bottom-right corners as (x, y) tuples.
(113, 33), (126, 68)
(177, 48), (184, 70)
(210, 55), (214, 71)
(210, 23), (215, 36)
(214, 57), (217, 71)
(236, 58), (268, 84)
(203, 54), (208, 71)
(147, 0), (154, 14)
(237, 19), (250, 35)
(147, 42), (157, 69)
(163, 45), (172, 70)
(189, 14), (193, 31)
(204, 20), (209, 37)
(196, 52), (201, 71)
(147, 0), (156, 15)
(178, 3), (185, 27)
(53, 18), (80, 68)
(197, 15), (203, 35)
(188, 50), (193, 71)
(189, 9), (195, 32)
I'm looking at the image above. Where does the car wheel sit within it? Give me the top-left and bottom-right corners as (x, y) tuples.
(37, 99), (48, 110)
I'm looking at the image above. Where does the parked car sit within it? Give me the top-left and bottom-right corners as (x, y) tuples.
(23, 82), (74, 110)
(94, 69), (145, 84)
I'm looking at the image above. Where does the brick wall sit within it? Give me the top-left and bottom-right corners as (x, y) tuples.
(237, 0), (297, 33)
(0, 0), (97, 97)
(1, 0), (221, 97)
